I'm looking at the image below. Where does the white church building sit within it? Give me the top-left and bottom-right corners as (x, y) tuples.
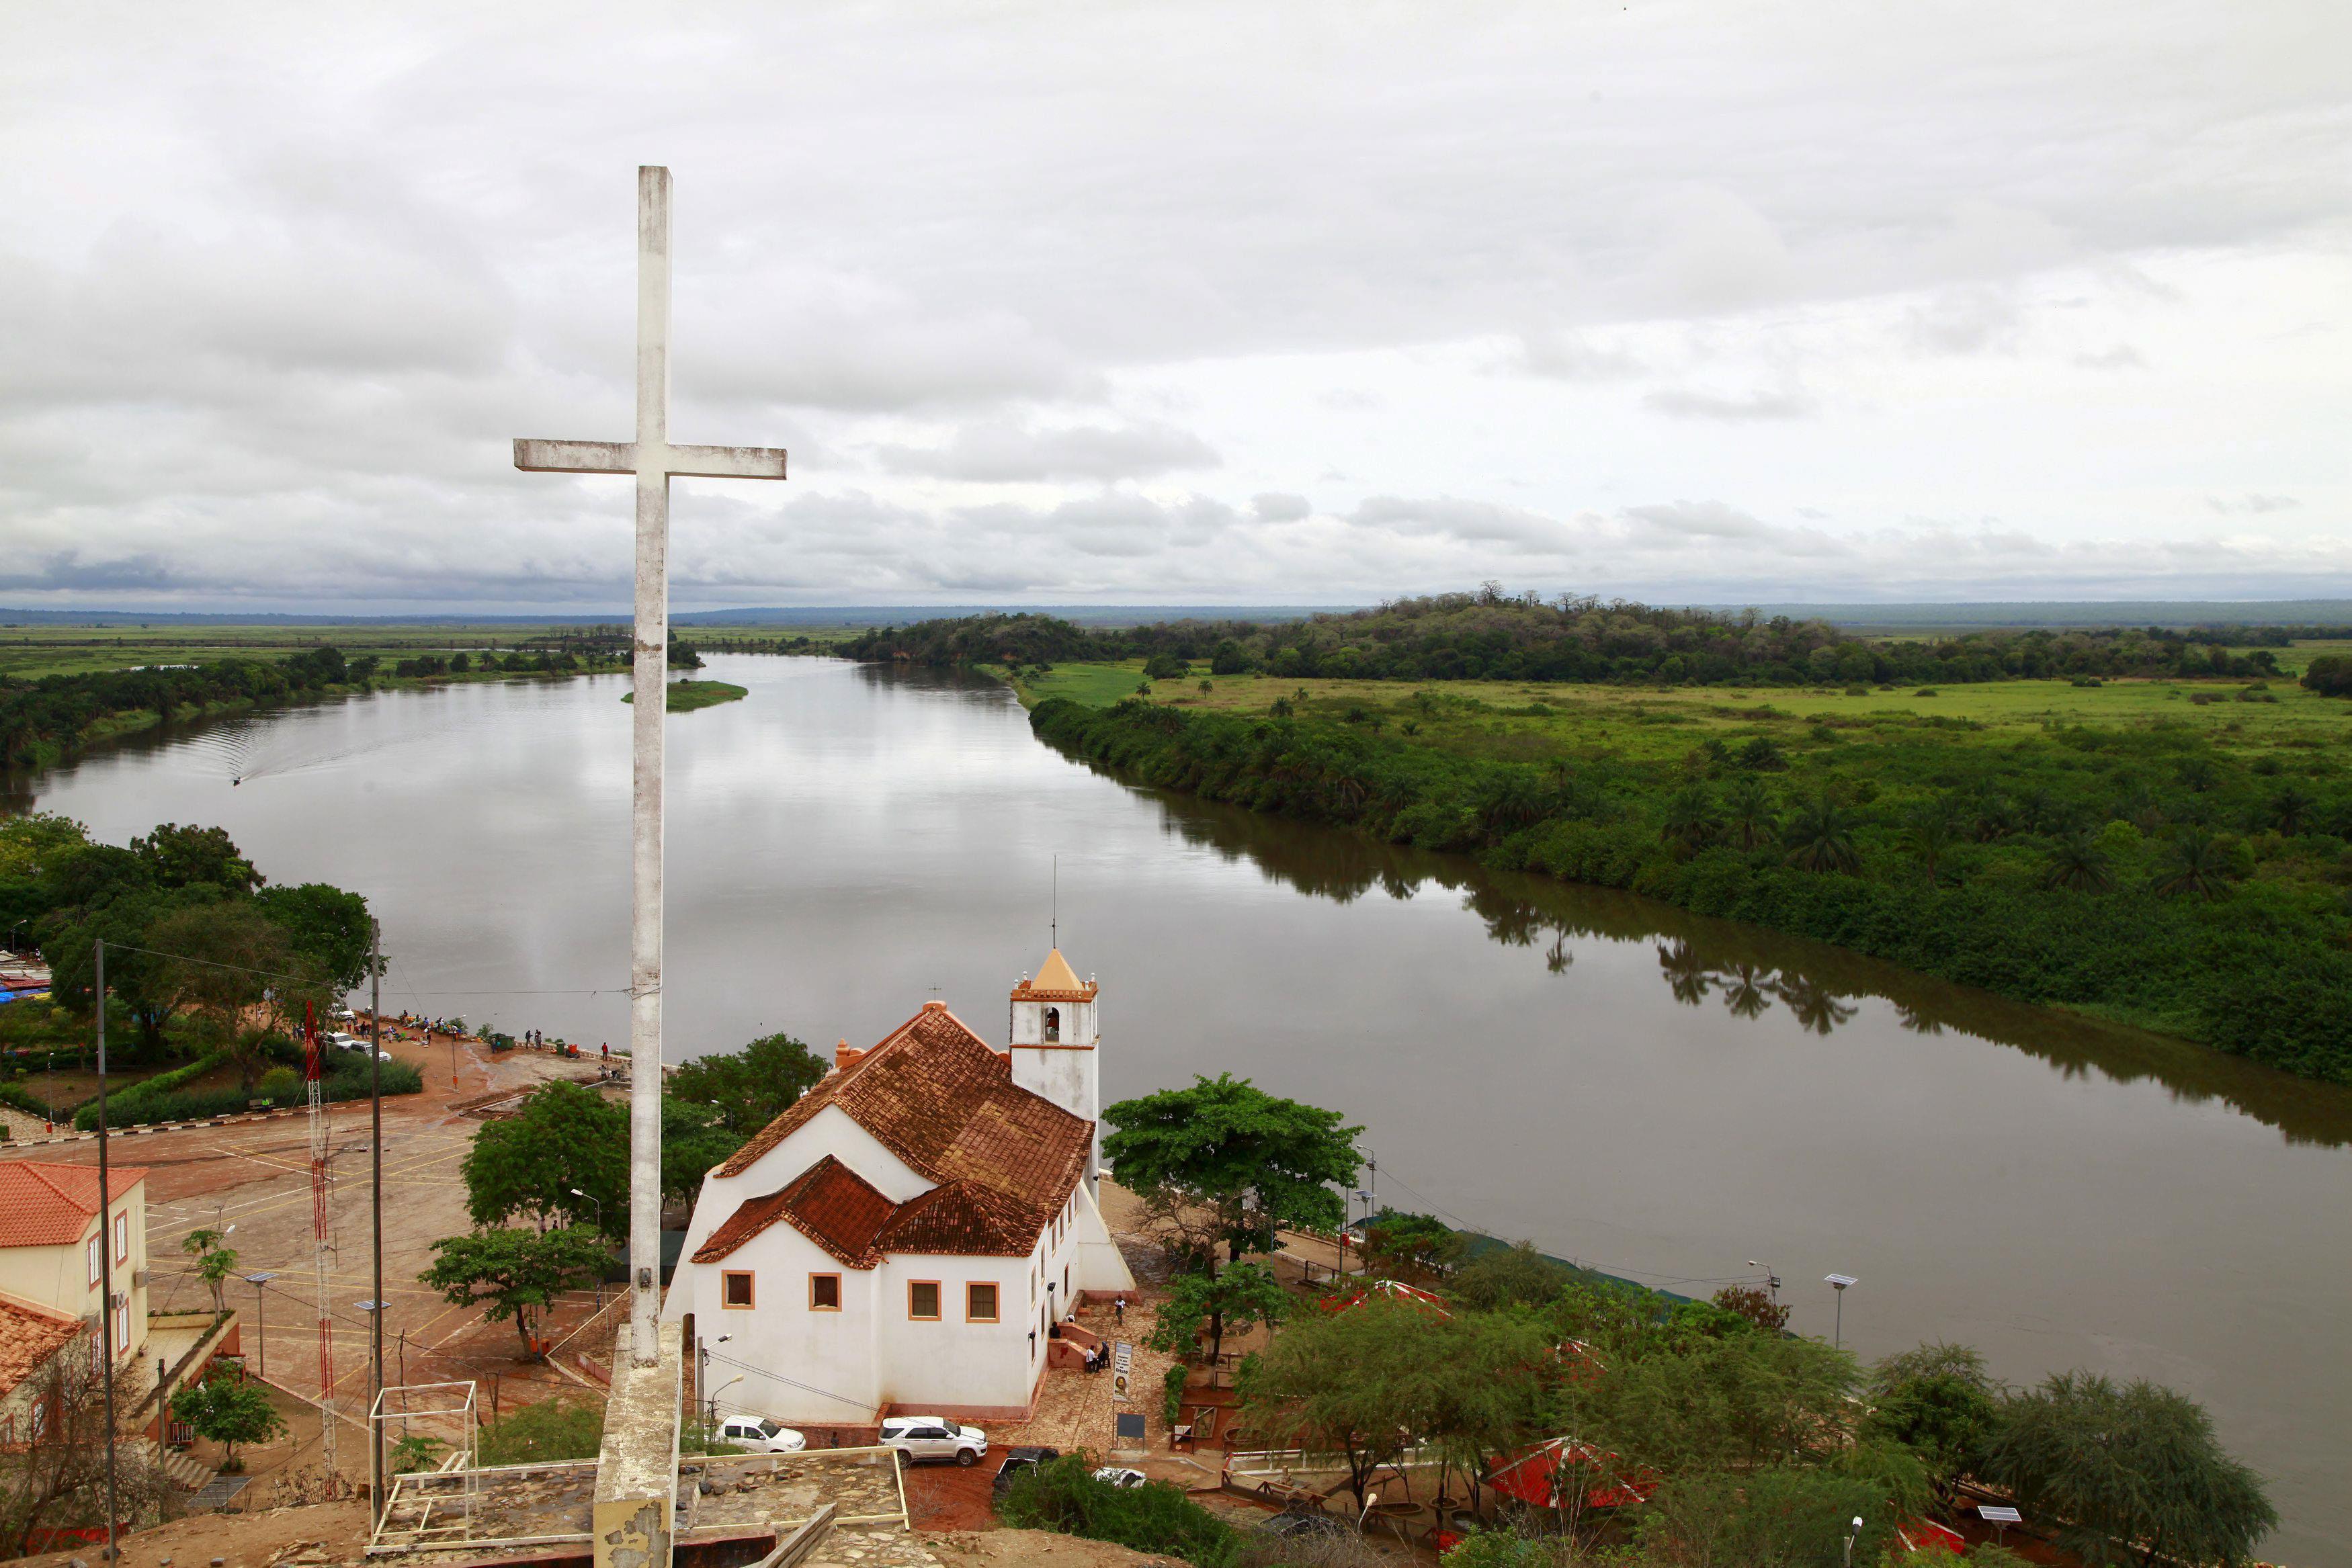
(663, 951), (1138, 1425)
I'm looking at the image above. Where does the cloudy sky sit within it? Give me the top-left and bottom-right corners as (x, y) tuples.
(2, 1), (2346, 611)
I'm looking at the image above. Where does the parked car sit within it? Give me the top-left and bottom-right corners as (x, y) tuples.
(323, 1031), (362, 1051)
(991, 1445), (1060, 1497)
(715, 1416), (806, 1454)
(878, 1415), (988, 1467)
(1092, 1467), (1148, 1489)
(329, 1006), (356, 1022)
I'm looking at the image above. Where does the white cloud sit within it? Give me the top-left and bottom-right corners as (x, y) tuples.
(874, 417), (1219, 481)
(1642, 386), (1818, 421)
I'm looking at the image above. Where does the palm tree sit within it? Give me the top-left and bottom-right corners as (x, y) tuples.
(1899, 799), (1960, 886)
(1724, 777), (1777, 851)
(1656, 940), (1716, 1005)
(1773, 974), (1859, 1035)
(1782, 793), (1863, 875)
(2151, 828), (2238, 900)
(2269, 786), (2315, 835)
(2041, 827), (2114, 893)
(1659, 784), (1721, 856)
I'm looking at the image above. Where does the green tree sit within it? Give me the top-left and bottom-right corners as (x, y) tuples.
(254, 881), (377, 992)
(1146, 1260), (1289, 1366)
(1863, 1342), (2001, 1497)
(2151, 828), (2239, 900)
(170, 1377), (286, 1469)
(1452, 1242), (1574, 1313)
(1782, 794), (1863, 875)
(667, 1033), (827, 1139)
(1239, 1297), (1550, 1508)
(1900, 799), (1960, 885)
(2041, 827), (2115, 894)
(1708, 1284), (1790, 1334)
(1143, 653), (1189, 681)
(1558, 1320), (1859, 1476)
(1723, 776), (1778, 851)
(1659, 784), (1721, 857)
(1101, 1074), (1361, 1270)
(1979, 1372), (2275, 1568)
(460, 1082), (627, 1236)
(661, 1095), (745, 1208)
(147, 902), (301, 1088)
(421, 1227), (612, 1360)
(1638, 1467), (1899, 1568)
(1359, 1209), (1466, 1284)
(181, 1226), (240, 1316)
(132, 824), (262, 894)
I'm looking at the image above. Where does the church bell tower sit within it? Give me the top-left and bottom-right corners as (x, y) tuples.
(1011, 949), (1101, 1195)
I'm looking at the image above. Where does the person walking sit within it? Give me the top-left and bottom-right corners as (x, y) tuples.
(1115, 1295), (1126, 1327)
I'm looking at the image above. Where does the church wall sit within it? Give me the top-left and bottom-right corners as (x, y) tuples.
(1070, 1179), (1139, 1295)
(873, 1248), (1042, 1415)
(677, 1224), (886, 1428)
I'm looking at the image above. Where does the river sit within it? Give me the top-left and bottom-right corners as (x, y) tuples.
(13, 654), (2349, 1559)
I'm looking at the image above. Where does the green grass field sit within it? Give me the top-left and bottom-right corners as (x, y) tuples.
(1007, 656), (2352, 769)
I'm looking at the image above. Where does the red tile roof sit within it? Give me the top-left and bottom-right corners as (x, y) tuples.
(0, 1293), (81, 1399)
(694, 1156), (896, 1268)
(0, 1163), (149, 1248)
(708, 1002), (1091, 1259)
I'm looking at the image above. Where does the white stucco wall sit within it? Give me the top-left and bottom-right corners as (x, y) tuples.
(0, 1182), (148, 1362)
(664, 1106), (927, 1324)
(681, 1222), (885, 1427)
(1011, 998), (1095, 1047)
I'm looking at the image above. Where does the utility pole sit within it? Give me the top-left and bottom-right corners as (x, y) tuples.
(93, 939), (121, 1559)
(370, 920), (385, 1522)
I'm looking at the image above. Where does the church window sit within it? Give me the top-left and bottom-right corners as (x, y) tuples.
(1043, 1007), (1060, 1043)
(87, 1236), (100, 1288)
(809, 1274), (841, 1311)
(967, 1283), (999, 1322)
(722, 1271), (755, 1309)
(114, 1212), (129, 1264)
(909, 1281), (941, 1320)
(1062, 1264), (1070, 1298)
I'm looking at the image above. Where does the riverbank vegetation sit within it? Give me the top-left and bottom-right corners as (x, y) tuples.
(0, 641), (633, 774)
(1097, 1079), (2275, 1568)
(621, 679), (748, 711)
(1027, 661), (2352, 1080)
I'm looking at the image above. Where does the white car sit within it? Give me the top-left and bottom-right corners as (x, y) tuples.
(1093, 1467), (1148, 1489)
(878, 1415), (988, 1467)
(323, 1031), (362, 1051)
(716, 1416), (806, 1454)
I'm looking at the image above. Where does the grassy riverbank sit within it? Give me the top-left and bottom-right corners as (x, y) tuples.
(1014, 660), (2352, 1080)
(622, 679), (747, 711)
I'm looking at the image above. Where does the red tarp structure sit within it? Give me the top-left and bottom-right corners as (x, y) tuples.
(1486, 1436), (1660, 1512)
(1894, 1518), (1967, 1556)
(1320, 1278), (1453, 1316)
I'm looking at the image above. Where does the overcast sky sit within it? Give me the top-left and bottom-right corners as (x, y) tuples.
(2, 1), (2346, 611)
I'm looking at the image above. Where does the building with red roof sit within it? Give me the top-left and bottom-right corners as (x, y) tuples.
(0, 1162), (150, 1377)
(663, 954), (1137, 1424)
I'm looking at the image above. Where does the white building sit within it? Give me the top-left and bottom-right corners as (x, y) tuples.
(663, 951), (1137, 1426)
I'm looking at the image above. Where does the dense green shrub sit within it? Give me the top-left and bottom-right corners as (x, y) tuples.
(478, 1397), (605, 1465)
(997, 1456), (1241, 1568)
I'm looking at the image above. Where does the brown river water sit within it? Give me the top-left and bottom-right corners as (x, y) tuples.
(12, 656), (2349, 1560)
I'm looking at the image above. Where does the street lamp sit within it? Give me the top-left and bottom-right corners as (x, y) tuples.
(1746, 1260), (1780, 1305)
(244, 1272), (280, 1377)
(1824, 1274), (1857, 1350)
(1843, 1516), (1863, 1568)
(698, 1335), (731, 1429)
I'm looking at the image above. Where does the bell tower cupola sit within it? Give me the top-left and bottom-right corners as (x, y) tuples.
(1011, 949), (1101, 1194)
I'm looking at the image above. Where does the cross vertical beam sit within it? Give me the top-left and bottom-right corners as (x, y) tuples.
(515, 167), (788, 1368)
(626, 164), (671, 1376)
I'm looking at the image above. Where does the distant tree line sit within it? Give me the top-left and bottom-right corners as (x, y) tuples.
(839, 591), (2302, 687)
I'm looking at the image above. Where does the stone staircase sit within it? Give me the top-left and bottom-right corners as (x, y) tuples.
(160, 1448), (215, 1492)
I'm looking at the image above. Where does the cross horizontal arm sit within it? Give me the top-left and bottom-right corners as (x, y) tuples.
(514, 438), (635, 474)
(666, 444), (788, 480)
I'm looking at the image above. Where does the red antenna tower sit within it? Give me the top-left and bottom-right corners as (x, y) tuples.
(302, 1003), (337, 1487)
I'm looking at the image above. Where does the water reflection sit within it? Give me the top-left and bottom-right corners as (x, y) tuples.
(1121, 778), (2352, 1149)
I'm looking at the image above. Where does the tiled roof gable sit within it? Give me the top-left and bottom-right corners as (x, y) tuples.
(692, 1156), (895, 1268)
(710, 1001), (1090, 1256)
(0, 1162), (149, 1249)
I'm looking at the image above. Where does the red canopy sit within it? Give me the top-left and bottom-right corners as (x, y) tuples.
(1320, 1278), (1453, 1317)
(1486, 1437), (1659, 1512)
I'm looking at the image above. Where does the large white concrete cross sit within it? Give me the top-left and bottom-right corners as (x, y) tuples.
(514, 166), (786, 1368)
